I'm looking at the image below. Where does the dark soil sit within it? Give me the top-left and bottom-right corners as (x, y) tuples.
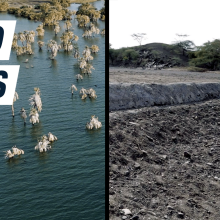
(109, 99), (220, 220)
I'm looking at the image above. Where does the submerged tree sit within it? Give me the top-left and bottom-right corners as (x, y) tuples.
(77, 46), (95, 75)
(73, 44), (80, 59)
(12, 33), (18, 49)
(70, 84), (77, 95)
(24, 30), (35, 44)
(82, 46), (93, 61)
(4, 149), (14, 159)
(47, 132), (57, 142)
(79, 87), (97, 99)
(80, 87), (87, 99)
(90, 45), (99, 53)
(101, 29), (105, 36)
(36, 23), (45, 36)
(47, 39), (61, 59)
(79, 57), (87, 69)
(82, 23), (100, 38)
(54, 23), (61, 35)
(86, 115), (102, 130)
(82, 30), (92, 38)
(12, 91), (19, 117)
(87, 88), (97, 99)
(29, 108), (39, 125)
(60, 31), (78, 51)
(26, 43), (34, 54)
(18, 32), (26, 46)
(90, 23), (100, 35)
(76, 14), (90, 27)
(29, 87), (42, 112)
(101, 15), (105, 21)
(35, 136), (51, 152)
(5, 146), (24, 159)
(20, 107), (27, 125)
(76, 74), (83, 80)
(37, 41), (44, 50)
(16, 46), (25, 56)
(64, 20), (72, 31)
(81, 63), (95, 74)
(17, 30), (35, 55)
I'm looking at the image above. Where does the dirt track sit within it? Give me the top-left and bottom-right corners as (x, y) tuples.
(110, 67), (220, 84)
(109, 68), (220, 220)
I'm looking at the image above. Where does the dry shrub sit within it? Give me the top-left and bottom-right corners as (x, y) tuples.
(187, 66), (208, 72)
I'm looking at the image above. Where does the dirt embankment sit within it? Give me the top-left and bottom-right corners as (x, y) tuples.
(110, 82), (220, 111)
(110, 67), (220, 111)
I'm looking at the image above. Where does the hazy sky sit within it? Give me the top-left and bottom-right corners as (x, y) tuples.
(110, 0), (220, 49)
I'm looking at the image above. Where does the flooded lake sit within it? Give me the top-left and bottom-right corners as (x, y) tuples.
(0, 1), (105, 219)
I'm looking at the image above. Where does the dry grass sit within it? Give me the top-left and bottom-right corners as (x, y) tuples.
(187, 66), (208, 72)
(8, 0), (97, 7)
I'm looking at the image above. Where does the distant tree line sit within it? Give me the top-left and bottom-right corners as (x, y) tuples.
(109, 47), (139, 66)
(189, 39), (220, 70)
(110, 39), (220, 70)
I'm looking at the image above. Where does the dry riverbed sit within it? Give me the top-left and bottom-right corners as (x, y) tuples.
(109, 67), (220, 220)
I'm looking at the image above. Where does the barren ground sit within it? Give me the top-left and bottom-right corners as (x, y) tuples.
(110, 67), (220, 84)
(109, 67), (220, 220)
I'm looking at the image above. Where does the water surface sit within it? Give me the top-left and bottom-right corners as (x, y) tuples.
(0, 1), (105, 219)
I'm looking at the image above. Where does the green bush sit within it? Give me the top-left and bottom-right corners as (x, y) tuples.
(190, 39), (220, 70)
(122, 49), (138, 61)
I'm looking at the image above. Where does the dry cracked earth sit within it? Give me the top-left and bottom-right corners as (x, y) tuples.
(109, 68), (220, 220)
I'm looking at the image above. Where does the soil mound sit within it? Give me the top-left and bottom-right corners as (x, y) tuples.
(110, 82), (220, 111)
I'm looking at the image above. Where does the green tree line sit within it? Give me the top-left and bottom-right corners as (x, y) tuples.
(110, 39), (220, 70)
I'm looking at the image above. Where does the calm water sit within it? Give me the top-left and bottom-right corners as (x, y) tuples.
(0, 1), (105, 219)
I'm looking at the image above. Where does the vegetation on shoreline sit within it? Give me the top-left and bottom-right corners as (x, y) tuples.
(5, 0), (97, 8)
(6, 0), (105, 71)
(0, 0), (105, 41)
(0, 0), (104, 23)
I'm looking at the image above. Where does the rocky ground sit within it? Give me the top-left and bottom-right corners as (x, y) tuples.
(109, 68), (220, 220)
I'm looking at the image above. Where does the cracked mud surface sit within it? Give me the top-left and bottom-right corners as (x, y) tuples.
(109, 99), (220, 220)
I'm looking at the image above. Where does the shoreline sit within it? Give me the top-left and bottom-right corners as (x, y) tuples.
(7, 0), (98, 7)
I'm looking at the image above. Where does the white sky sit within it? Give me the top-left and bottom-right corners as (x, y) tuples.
(110, 0), (220, 49)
